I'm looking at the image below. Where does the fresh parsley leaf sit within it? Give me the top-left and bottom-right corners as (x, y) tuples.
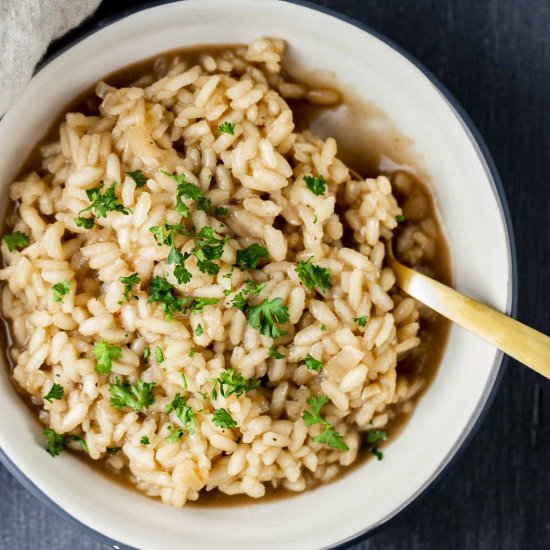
(92, 340), (122, 374)
(74, 216), (95, 229)
(268, 345), (285, 359)
(120, 273), (140, 302)
(165, 393), (196, 434)
(79, 181), (130, 219)
(167, 247), (193, 285)
(231, 291), (247, 311)
(302, 395), (331, 426)
(246, 297), (289, 338)
(109, 378), (155, 413)
(364, 429), (387, 460)
(140, 436), (150, 446)
(192, 226), (228, 276)
(396, 214), (406, 223)
(302, 395), (349, 451)
(181, 371), (188, 388)
(212, 408), (237, 429)
(209, 368), (260, 400)
(148, 276), (188, 320)
(295, 258), (331, 291)
(155, 347), (164, 363)
(354, 316), (368, 327)
(71, 435), (89, 454)
(195, 323), (204, 336)
(312, 425), (349, 451)
(188, 349), (195, 358)
(52, 280), (70, 303)
(320, 324), (327, 332)
(304, 174), (326, 196)
(162, 171), (211, 216)
(44, 383), (64, 403)
(235, 243), (269, 270)
(43, 428), (67, 457)
(106, 446), (120, 454)
(303, 354), (323, 372)
(223, 265), (235, 280)
(190, 297), (218, 312)
(313, 213), (318, 224)
(126, 170), (147, 188)
(3, 231), (29, 251)
(215, 206), (229, 217)
(216, 122), (235, 135)
(143, 347), (151, 362)
(149, 221), (185, 247)
(243, 279), (266, 295)
(166, 427), (184, 442)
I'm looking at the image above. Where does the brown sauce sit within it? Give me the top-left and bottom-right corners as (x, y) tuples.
(4, 45), (451, 507)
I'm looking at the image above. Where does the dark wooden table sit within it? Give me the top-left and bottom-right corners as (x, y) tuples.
(1, 1), (549, 548)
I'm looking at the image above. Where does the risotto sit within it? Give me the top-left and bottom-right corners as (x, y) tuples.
(0, 38), (448, 506)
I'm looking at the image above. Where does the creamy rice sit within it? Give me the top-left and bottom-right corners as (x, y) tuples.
(0, 39), (439, 506)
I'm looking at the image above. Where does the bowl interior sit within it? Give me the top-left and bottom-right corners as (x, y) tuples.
(0, 1), (513, 549)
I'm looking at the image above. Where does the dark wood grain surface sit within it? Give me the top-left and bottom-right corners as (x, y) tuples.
(1, 1), (549, 548)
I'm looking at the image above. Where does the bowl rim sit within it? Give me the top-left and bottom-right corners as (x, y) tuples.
(0, 0), (518, 549)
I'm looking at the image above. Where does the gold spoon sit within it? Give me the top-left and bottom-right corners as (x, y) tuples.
(386, 241), (550, 379)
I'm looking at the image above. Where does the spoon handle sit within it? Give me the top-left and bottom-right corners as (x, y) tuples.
(389, 259), (550, 379)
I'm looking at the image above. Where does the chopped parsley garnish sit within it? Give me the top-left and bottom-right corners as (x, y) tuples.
(195, 323), (204, 336)
(163, 170), (211, 217)
(268, 345), (285, 359)
(92, 340), (122, 374)
(71, 435), (89, 454)
(312, 425), (349, 451)
(165, 393), (196, 434)
(168, 247), (193, 284)
(354, 316), (368, 327)
(209, 368), (260, 400)
(190, 297), (219, 312)
(304, 174), (326, 196)
(148, 275), (189, 320)
(303, 354), (323, 372)
(364, 429), (388, 460)
(223, 265), (234, 280)
(235, 243), (269, 270)
(3, 231), (29, 252)
(320, 324), (327, 332)
(109, 378), (155, 413)
(44, 383), (64, 403)
(140, 436), (150, 446)
(43, 428), (67, 457)
(181, 371), (188, 388)
(188, 349), (195, 358)
(230, 279), (266, 311)
(78, 181), (130, 220)
(215, 206), (229, 217)
(155, 347), (164, 363)
(166, 427), (184, 442)
(302, 395), (349, 451)
(52, 280), (70, 303)
(246, 297), (289, 338)
(75, 216), (95, 229)
(106, 446), (120, 454)
(313, 213), (318, 224)
(295, 258), (331, 291)
(396, 214), (406, 223)
(143, 347), (151, 362)
(212, 408), (237, 429)
(192, 226), (228, 276)
(149, 221), (185, 247)
(119, 273), (140, 302)
(126, 170), (147, 188)
(217, 122), (235, 135)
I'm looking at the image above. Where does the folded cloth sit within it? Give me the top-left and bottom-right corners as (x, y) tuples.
(0, 0), (101, 114)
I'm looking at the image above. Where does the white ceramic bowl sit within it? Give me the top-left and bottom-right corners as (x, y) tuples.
(0, 1), (516, 549)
